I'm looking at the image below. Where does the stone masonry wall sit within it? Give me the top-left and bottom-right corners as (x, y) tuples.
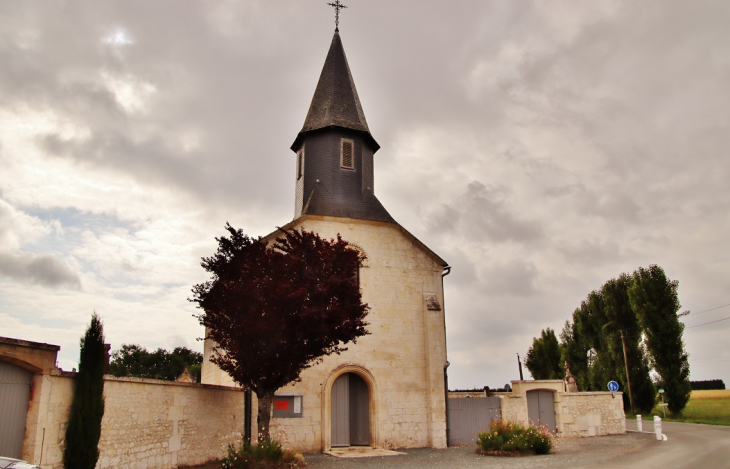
(498, 391), (625, 437)
(28, 374), (246, 469)
(500, 394), (529, 424)
(202, 215), (449, 452)
(558, 392), (626, 437)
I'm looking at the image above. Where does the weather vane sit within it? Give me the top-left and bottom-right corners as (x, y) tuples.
(327, 1), (348, 32)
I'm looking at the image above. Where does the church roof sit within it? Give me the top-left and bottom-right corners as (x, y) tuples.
(268, 214), (449, 269)
(292, 31), (378, 151)
(301, 183), (395, 224)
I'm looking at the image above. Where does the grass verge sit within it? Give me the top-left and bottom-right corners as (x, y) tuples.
(627, 389), (730, 426)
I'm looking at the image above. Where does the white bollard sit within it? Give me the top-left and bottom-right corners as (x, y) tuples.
(636, 415), (643, 432)
(654, 416), (662, 441)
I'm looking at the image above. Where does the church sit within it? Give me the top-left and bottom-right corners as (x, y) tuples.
(201, 25), (450, 452)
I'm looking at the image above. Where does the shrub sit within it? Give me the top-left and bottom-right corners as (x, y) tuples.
(221, 437), (305, 469)
(477, 420), (553, 455)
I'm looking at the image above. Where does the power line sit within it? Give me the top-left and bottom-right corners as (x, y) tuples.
(684, 303), (730, 317)
(691, 358), (730, 363)
(620, 315), (730, 341)
(685, 315), (730, 329)
(608, 302), (730, 337)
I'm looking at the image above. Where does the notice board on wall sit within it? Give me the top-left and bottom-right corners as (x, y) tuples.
(273, 394), (303, 418)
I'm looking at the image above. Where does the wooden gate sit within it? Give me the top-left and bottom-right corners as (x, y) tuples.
(447, 396), (501, 446)
(0, 361), (32, 458)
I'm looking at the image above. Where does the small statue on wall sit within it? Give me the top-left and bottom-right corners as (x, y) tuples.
(564, 361), (578, 392)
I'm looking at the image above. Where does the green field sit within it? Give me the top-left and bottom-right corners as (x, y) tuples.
(639, 390), (730, 426)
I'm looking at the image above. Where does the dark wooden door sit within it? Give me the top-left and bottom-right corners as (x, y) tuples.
(349, 374), (370, 445)
(331, 373), (350, 447)
(331, 373), (370, 447)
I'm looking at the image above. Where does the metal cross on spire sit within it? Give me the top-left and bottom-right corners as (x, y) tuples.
(327, 1), (348, 32)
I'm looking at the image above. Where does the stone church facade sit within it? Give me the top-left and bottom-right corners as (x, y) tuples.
(202, 30), (449, 452)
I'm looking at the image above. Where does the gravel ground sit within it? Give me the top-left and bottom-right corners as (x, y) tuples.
(182, 433), (654, 469)
(302, 433), (653, 469)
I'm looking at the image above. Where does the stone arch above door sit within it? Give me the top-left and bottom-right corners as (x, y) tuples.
(321, 364), (379, 451)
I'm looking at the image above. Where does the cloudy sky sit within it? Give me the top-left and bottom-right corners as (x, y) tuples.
(2, 0), (728, 390)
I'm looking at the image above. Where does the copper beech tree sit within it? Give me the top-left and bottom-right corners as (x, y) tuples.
(191, 224), (370, 439)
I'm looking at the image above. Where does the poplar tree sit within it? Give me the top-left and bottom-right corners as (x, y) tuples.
(601, 275), (655, 414)
(64, 313), (106, 469)
(629, 265), (691, 416)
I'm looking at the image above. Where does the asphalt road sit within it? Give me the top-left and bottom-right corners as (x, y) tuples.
(616, 419), (730, 469)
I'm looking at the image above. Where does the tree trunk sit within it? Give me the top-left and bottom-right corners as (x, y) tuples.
(256, 390), (274, 441)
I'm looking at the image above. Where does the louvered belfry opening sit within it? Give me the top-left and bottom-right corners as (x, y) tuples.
(291, 31), (394, 224)
(340, 139), (354, 169)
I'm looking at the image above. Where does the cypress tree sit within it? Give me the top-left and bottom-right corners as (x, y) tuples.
(64, 313), (106, 469)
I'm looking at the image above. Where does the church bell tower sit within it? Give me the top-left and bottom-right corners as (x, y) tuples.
(291, 31), (394, 224)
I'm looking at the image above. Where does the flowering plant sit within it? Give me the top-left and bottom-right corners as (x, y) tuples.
(477, 419), (553, 455)
(221, 435), (306, 468)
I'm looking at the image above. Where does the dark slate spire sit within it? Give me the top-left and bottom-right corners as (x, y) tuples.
(290, 31), (393, 224)
(292, 31), (378, 151)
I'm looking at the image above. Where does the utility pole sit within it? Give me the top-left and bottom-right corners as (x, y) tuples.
(517, 353), (524, 381)
(620, 330), (635, 415)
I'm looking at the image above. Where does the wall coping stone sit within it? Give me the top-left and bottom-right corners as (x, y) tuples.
(0, 336), (60, 351)
(103, 375), (243, 390)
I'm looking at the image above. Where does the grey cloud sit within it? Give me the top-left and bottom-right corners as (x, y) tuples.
(0, 251), (81, 289)
(478, 260), (539, 297)
(544, 183), (642, 225)
(557, 239), (621, 264)
(0, 202), (13, 244)
(544, 184), (585, 198)
(427, 181), (543, 243)
(439, 247), (479, 287)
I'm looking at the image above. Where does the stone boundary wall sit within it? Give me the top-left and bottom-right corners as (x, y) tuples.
(28, 374), (245, 469)
(499, 391), (625, 437)
(557, 392), (626, 437)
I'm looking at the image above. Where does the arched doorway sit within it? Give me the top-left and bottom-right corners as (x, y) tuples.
(526, 389), (556, 431)
(331, 372), (370, 447)
(0, 361), (32, 458)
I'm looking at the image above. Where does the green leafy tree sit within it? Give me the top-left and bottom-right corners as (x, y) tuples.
(191, 225), (370, 439)
(629, 265), (691, 416)
(109, 344), (148, 377)
(109, 344), (202, 382)
(64, 313), (106, 469)
(525, 328), (563, 380)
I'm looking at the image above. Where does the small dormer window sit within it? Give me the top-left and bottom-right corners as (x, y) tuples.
(340, 138), (354, 170)
(296, 148), (304, 180)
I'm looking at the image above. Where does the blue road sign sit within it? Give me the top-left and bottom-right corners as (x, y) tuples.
(607, 381), (619, 392)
